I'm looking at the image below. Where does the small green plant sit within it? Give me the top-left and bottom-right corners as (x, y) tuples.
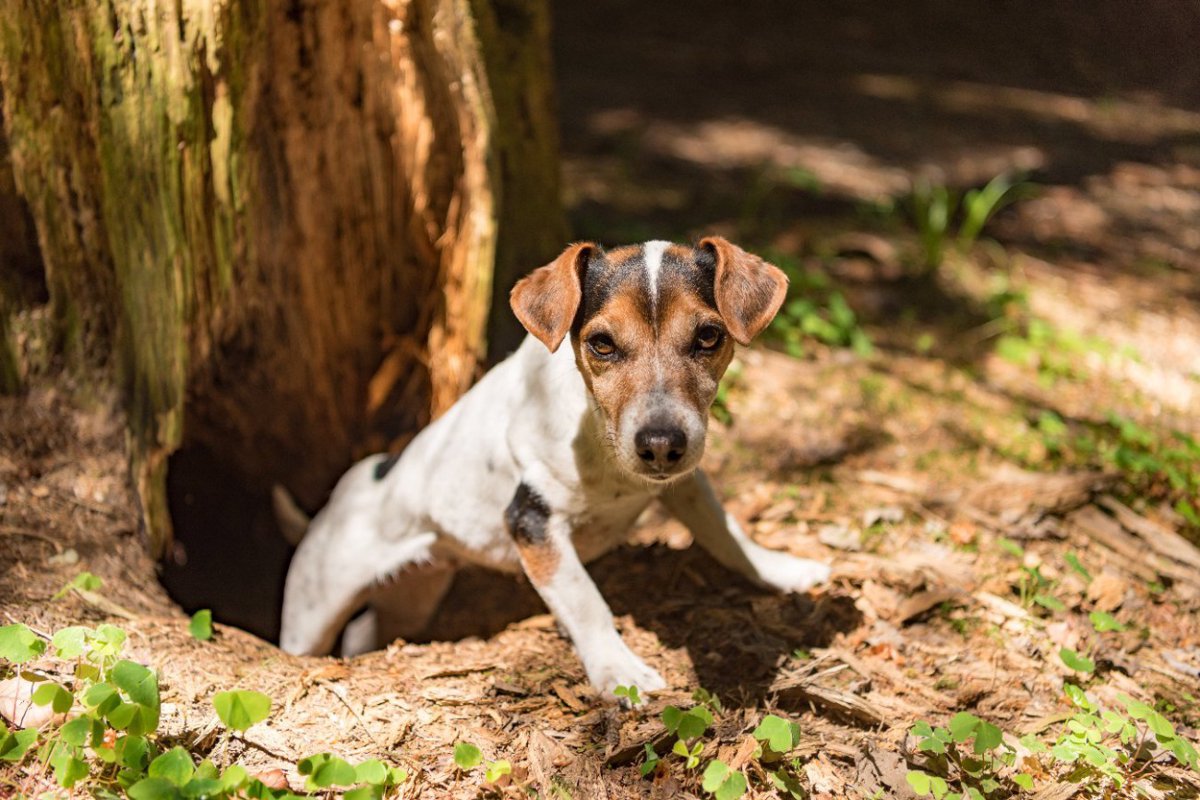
(1029, 411), (1200, 537)
(188, 609), (213, 641)
(454, 741), (483, 770)
(701, 759), (748, 800)
(908, 173), (1028, 270)
(53, 570), (103, 600)
(766, 253), (872, 359)
(0, 619), (412, 798)
(1050, 683), (1199, 791)
(613, 684), (642, 706)
(906, 712), (1033, 799)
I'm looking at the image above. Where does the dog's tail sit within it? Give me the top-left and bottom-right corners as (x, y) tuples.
(271, 484), (311, 546)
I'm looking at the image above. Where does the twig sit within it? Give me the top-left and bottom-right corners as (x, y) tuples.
(3, 612), (52, 640)
(0, 525), (63, 553)
(234, 732), (294, 762)
(320, 681), (384, 752)
(73, 588), (138, 620)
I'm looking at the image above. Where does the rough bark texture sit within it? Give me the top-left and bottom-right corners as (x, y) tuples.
(0, 104), (45, 393)
(0, 0), (563, 555)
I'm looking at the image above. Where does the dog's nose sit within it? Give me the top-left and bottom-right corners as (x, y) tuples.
(635, 426), (687, 468)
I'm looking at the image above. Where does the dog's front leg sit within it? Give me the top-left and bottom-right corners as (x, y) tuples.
(506, 483), (666, 698)
(661, 470), (831, 592)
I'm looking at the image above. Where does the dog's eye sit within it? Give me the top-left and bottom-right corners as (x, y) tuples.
(587, 333), (618, 357)
(694, 325), (724, 352)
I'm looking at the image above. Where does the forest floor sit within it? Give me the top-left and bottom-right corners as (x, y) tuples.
(4, 2), (1200, 798)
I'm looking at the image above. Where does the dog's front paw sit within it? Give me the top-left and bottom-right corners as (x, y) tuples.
(755, 552), (832, 594)
(584, 644), (667, 703)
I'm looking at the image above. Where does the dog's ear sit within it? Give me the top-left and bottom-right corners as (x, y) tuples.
(510, 242), (598, 352)
(699, 236), (789, 345)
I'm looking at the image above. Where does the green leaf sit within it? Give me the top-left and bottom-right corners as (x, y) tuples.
(1013, 773), (1034, 789)
(715, 770), (747, 800)
(1059, 648), (1095, 674)
(0, 623), (46, 664)
(1019, 733), (1048, 754)
(51, 747), (90, 788)
(1033, 594), (1065, 612)
(113, 660), (159, 708)
(128, 777), (182, 800)
(59, 716), (94, 747)
(640, 743), (660, 778)
(702, 759), (731, 792)
(661, 705), (683, 733)
(54, 571), (103, 600)
(85, 682), (121, 715)
(182, 777), (222, 798)
(1063, 683), (1095, 711)
(149, 747), (196, 787)
(188, 610), (213, 642)
(90, 624), (127, 659)
(752, 714), (799, 754)
(355, 759), (389, 785)
(907, 770), (933, 796)
(677, 706), (713, 740)
(31, 681), (73, 713)
(453, 742), (482, 770)
(52, 626), (90, 659)
(1064, 553), (1092, 582)
(219, 765), (248, 791)
(212, 689), (271, 732)
(484, 759), (512, 783)
(344, 787), (383, 800)
(0, 728), (38, 762)
(948, 712), (981, 742)
(973, 721), (1003, 753)
(1088, 611), (1124, 632)
(118, 735), (150, 770)
(298, 753), (357, 789)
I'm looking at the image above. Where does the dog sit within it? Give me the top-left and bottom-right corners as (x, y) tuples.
(279, 236), (832, 697)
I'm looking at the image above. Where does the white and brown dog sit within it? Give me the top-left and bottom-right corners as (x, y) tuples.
(279, 237), (831, 697)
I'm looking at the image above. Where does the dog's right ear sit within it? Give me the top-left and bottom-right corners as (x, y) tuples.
(510, 242), (598, 352)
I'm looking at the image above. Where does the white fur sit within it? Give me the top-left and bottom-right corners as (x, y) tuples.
(642, 239), (669, 319)
(281, 273), (832, 698)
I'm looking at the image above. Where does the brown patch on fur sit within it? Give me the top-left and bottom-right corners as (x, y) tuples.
(516, 540), (561, 586)
(700, 236), (789, 344)
(578, 287), (656, 425)
(510, 242), (596, 351)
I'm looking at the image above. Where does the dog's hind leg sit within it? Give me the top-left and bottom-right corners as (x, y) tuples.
(279, 461), (439, 656)
(338, 564), (455, 656)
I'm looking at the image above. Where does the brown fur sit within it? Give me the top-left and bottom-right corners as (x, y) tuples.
(701, 236), (789, 345)
(574, 256), (733, 434)
(516, 540), (562, 586)
(510, 242), (595, 351)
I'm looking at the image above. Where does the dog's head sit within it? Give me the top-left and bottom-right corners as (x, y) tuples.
(511, 237), (787, 483)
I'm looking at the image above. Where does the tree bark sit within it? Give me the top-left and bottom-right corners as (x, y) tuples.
(0, 0), (564, 555)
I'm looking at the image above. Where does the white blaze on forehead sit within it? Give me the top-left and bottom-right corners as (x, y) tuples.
(642, 240), (671, 319)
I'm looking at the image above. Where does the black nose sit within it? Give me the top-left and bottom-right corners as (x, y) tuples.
(635, 426), (687, 468)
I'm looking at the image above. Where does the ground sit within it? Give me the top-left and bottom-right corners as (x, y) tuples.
(3, 2), (1200, 798)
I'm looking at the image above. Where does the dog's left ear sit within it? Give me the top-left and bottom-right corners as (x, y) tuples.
(699, 236), (789, 345)
(511, 242), (599, 352)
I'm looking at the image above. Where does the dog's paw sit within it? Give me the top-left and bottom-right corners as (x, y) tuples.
(755, 553), (832, 594)
(585, 646), (667, 703)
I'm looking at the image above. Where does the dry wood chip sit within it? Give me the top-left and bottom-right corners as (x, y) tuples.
(1098, 494), (1200, 571)
(550, 680), (588, 713)
(897, 587), (964, 624)
(1086, 571), (1129, 612)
